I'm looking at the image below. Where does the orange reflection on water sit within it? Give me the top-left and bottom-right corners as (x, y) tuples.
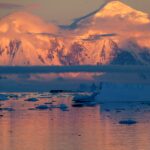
(0, 96), (150, 150)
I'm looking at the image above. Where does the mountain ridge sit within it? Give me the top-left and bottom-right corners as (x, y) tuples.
(0, 1), (150, 66)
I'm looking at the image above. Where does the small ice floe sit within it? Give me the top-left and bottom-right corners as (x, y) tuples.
(72, 103), (84, 107)
(73, 92), (99, 103)
(35, 103), (69, 111)
(28, 108), (36, 110)
(59, 104), (69, 111)
(36, 105), (49, 110)
(72, 92), (98, 107)
(49, 104), (69, 111)
(20, 93), (27, 98)
(38, 96), (52, 98)
(44, 102), (53, 105)
(38, 94), (52, 98)
(119, 120), (137, 125)
(25, 98), (39, 102)
(50, 90), (72, 94)
(8, 94), (19, 99)
(50, 90), (64, 94)
(72, 101), (97, 108)
(105, 109), (110, 112)
(0, 107), (15, 111)
(0, 94), (9, 101)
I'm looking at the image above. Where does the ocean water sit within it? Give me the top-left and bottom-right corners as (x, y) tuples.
(0, 92), (150, 150)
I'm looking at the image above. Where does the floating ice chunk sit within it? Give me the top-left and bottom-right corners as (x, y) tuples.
(85, 101), (97, 107)
(36, 105), (49, 110)
(38, 95), (52, 98)
(72, 92), (98, 108)
(73, 92), (98, 102)
(72, 103), (84, 107)
(72, 101), (97, 108)
(0, 94), (9, 101)
(119, 120), (137, 125)
(44, 102), (53, 105)
(25, 98), (39, 102)
(8, 94), (19, 99)
(59, 104), (69, 111)
(0, 107), (15, 111)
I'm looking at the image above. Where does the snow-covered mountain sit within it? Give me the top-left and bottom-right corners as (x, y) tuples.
(0, 11), (64, 65)
(62, 1), (150, 65)
(0, 1), (150, 66)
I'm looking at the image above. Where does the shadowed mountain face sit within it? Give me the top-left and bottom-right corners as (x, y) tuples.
(0, 1), (150, 66)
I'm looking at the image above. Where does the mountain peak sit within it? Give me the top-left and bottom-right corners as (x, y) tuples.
(96, 0), (141, 16)
(103, 1), (131, 9)
(68, 0), (150, 30)
(93, 0), (150, 24)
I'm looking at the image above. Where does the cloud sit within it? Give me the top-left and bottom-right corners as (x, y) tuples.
(75, 15), (150, 38)
(0, 3), (24, 9)
(82, 33), (117, 41)
(26, 3), (41, 10)
(105, 0), (122, 2)
(0, 2), (40, 10)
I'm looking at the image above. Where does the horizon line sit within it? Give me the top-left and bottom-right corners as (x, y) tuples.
(0, 65), (150, 74)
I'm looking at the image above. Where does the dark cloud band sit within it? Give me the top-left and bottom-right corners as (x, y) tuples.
(0, 3), (24, 9)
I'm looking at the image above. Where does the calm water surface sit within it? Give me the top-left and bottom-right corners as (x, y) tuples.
(0, 93), (150, 150)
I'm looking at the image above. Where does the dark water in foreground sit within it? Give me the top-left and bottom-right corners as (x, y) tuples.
(0, 93), (150, 150)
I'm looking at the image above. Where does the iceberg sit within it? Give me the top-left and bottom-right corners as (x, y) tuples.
(96, 83), (150, 102)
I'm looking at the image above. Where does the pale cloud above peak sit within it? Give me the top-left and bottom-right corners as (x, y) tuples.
(0, 3), (24, 9)
(25, 3), (41, 10)
(0, 2), (41, 10)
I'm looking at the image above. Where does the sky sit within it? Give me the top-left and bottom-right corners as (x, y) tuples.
(0, 0), (150, 25)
